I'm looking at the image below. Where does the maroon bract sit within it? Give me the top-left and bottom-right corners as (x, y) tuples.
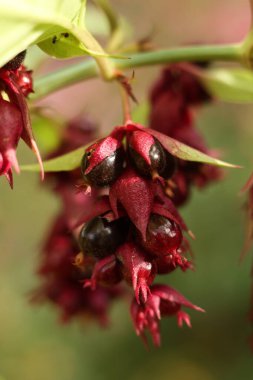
(83, 254), (122, 290)
(0, 53), (43, 185)
(109, 167), (154, 239)
(0, 98), (23, 186)
(131, 284), (204, 346)
(116, 242), (156, 304)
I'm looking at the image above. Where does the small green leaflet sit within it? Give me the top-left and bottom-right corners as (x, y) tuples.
(0, 0), (109, 66)
(201, 68), (253, 103)
(21, 146), (86, 173)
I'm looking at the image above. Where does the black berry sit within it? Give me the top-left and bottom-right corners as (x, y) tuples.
(158, 150), (177, 179)
(128, 139), (165, 177)
(129, 138), (176, 180)
(81, 147), (125, 187)
(79, 216), (128, 259)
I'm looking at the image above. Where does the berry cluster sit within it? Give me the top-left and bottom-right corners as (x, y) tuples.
(33, 66), (224, 346)
(0, 51), (42, 187)
(149, 63), (222, 205)
(75, 122), (204, 345)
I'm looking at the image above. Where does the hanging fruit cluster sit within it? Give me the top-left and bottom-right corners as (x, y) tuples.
(33, 63), (225, 346)
(74, 119), (207, 345)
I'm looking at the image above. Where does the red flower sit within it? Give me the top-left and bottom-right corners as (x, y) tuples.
(131, 284), (204, 346)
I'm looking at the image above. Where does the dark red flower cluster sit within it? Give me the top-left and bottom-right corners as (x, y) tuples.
(149, 63), (222, 206)
(0, 51), (42, 187)
(73, 122), (204, 345)
(33, 117), (124, 325)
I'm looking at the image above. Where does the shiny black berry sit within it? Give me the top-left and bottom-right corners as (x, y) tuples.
(158, 150), (177, 179)
(128, 138), (165, 177)
(128, 138), (176, 180)
(137, 213), (182, 257)
(3, 51), (27, 70)
(79, 216), (128, 259)
(81, 146), (125, 187)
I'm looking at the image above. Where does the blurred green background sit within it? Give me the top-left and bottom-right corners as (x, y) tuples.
(1, 0), (253, 379)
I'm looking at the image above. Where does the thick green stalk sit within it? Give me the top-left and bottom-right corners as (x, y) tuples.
(32, 43), (242, 100)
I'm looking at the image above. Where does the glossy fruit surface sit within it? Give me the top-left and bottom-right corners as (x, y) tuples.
(79, 216), (128, 259)
(128, 138), (166, 177)
(158, 150), (177, 179)
(139, 213), (182, 256)
(81, 146), (125, 187)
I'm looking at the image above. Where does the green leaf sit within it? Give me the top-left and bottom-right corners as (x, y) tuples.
(21, 146), (86, 173)
(201, 68), (253, 103)
(0, 0), (109, 66)
(146, 128), (240, 168)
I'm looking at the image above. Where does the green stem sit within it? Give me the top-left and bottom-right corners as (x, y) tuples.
(32, 43), (242, 100)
